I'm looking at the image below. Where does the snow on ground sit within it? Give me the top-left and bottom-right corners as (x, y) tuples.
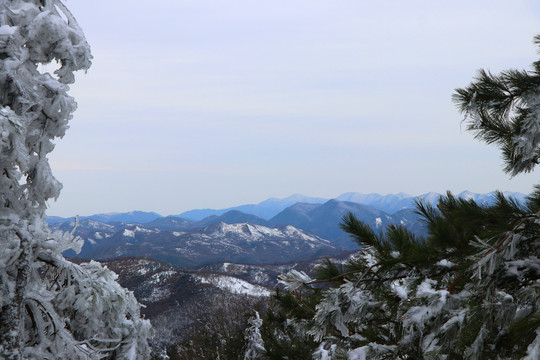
(123, 229), (135, 237)
(123, 226), (156, 238)
(134, 226), (154, 233)
(210, 222), (328, 245)
(137, 267), (149, 276)
(194, 275), (271, 297)
(141, 287), (171, 303)
(212, 223), (282, 240)
(282, 225), (327, 243)
(148, 271), (177, 285)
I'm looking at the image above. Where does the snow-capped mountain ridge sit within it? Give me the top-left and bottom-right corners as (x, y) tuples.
(57, 220), (340, 267)
(201, 222), (328, 244)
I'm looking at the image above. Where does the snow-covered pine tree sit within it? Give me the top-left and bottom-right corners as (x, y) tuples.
(0, 1), (152, 359)
(272, 37), (540, 359)
(243, 311), (266, 359)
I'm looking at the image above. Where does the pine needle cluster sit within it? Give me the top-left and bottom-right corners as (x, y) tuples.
(453, 35), (540, 176)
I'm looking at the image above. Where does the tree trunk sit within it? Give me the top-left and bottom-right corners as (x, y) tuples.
(0, 236), (30, 360)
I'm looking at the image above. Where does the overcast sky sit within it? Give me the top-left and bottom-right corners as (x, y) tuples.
(47, 0), (540, 217)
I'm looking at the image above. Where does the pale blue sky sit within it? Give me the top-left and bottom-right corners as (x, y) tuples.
(48, 0), (540, 217)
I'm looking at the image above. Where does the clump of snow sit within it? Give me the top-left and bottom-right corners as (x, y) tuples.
(436, 259), (456, 268)
(391, 280), (408, 300)
(0, 24), (16, 36)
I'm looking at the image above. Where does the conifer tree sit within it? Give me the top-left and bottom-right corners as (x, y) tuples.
(0, 1), (152, 358)
(270, 36), (540, 359)
(453, 35), (540, 176)
(243, 311), (266, 359)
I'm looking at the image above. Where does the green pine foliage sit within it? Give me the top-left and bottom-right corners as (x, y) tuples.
(271, 191), (539, 359)
(453, 35), (540, 176)
(259, 289), (318, 360)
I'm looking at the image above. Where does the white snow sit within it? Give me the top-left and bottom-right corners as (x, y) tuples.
(136, 267), (149, 276)
(123, 229), (135, 238)
(141, 287), (171, 303)
(436, 259), (456, 268)
(0, 25), (16, 36)
(134, 226), (153, 233)
(148, 271), (176, 285)
(0, 1), (152, 358)
(209, 222), (327, 245)
(122, 226), (155, 238)
(194, 275), (271, 297)
(524, 329), (540, 360)
(391, 280), (408, 300)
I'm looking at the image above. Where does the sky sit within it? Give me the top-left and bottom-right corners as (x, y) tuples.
(47, 0), (540, 217)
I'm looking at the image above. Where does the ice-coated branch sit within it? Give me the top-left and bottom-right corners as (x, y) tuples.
(0, 1), (151, 359)
(277, 269), (313, 291)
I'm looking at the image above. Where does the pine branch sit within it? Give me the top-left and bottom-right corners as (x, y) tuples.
(307, 266), (378, 286)
(292, 290), (316, 315)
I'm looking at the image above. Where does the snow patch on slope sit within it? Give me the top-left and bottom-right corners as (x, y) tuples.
(194, 274), (271, 297)
(123, 229), (135, 237)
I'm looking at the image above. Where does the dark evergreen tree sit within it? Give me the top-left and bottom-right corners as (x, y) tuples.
(453, 35), (540, 176)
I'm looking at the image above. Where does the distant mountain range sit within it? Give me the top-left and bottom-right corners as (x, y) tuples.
(46, 210), (163, 224)
(47, 191), (527, 224)
(176, 191), (526, 220)
(47, 191), (528, 266)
